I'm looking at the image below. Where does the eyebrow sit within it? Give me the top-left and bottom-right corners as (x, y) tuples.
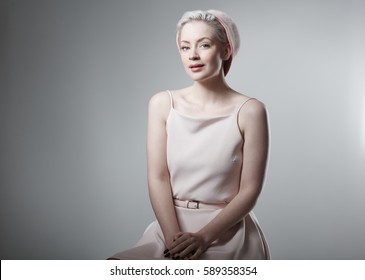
(180, 37), (213, 44)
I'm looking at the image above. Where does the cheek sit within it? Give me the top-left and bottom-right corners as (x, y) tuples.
(180, 52), (190, 65)
(205, 52), (222, 66)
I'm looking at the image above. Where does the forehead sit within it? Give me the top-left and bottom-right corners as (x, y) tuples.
(180, 21), (216, 42)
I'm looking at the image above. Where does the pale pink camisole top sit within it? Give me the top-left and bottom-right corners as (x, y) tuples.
(166, 90), (254, 204)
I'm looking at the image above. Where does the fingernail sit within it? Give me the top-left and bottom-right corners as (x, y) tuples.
(163, 249), (169, 254)
(164, 253), (170, 258)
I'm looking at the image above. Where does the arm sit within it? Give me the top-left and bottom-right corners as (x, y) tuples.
(169, 99), (269, 259)
(147, 92), (181, 250)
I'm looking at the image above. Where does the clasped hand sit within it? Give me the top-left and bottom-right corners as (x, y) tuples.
(164, 232), (208, 260)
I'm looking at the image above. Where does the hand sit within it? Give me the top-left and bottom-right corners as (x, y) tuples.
(164, 232), (209, 260)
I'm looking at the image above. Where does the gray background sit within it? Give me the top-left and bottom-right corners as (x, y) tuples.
(1, 0), (364, 259)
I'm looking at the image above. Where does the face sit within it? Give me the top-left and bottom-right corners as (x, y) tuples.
(179, 21), (229, 82)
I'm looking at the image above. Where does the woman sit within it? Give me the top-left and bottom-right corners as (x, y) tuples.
(109, 9), (270, 260)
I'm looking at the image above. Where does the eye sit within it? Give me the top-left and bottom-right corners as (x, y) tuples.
(180, 46), (190, 52)
(200, 43), (210, 49)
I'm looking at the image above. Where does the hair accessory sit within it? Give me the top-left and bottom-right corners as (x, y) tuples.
(176, 10), (240, 76)
(207, 10), (240, 75)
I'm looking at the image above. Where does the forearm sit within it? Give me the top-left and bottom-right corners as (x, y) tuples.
(197, 187), (259, 245)
(148, 178), (181, 246)
(167, 187), (260, 260)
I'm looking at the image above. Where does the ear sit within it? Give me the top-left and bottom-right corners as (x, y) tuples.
(222, 43), (232, 61)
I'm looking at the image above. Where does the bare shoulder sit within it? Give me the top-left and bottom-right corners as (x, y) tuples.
(238, 97), (268, 131)
(242, 98), (267, 116)
(149, 90), (171, 108)
(148, 91), (171, 120)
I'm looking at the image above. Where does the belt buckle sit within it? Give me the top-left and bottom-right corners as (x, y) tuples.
(187, 200), (200, 209)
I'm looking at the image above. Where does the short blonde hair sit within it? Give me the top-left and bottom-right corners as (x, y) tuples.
(176, 10), (228, 46)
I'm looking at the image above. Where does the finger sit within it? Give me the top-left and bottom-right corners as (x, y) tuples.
(189, 248), (202, 260)
(169, 238), (193, 256)
(164, 249), (171, 259)
(172, 232), (185, 242)
(170, 235), (198, 257)
(179, 243), (199, 259)
(169, 234), (191, 250)
(173, 233), (190, 243)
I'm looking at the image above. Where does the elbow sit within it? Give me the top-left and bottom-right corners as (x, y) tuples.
(147, 172), (171, 191)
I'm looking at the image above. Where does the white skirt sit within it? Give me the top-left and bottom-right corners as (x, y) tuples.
(108, 207), (270, 260)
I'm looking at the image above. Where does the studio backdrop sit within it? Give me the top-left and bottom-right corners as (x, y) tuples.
(1, 0), (364, 259)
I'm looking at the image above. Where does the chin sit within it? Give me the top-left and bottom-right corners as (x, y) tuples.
(185, 70), (214, 81)
(188, 73), (220, 82)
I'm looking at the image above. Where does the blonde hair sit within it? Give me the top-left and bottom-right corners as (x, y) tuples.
(176, 10), (228, 46)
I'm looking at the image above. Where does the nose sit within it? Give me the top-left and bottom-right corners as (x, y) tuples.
(189, 47), (199, 61)
(189, 55), (199, 61)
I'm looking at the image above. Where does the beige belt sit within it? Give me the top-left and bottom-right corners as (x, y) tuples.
(173, 198), (227, 210)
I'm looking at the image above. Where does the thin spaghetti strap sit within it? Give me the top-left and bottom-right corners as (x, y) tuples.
(166, 90), (174, 109)
(235, 98), (256, 137)
(236, 97), (256, 115)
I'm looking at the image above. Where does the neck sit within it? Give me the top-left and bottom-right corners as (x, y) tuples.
(190, 73), (231, 103)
